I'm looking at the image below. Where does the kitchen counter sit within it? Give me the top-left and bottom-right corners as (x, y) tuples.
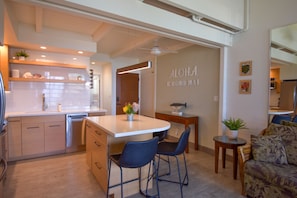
(85, 114), (170, 197)
(86, 114), (170, 138)
(5, 108), (107, 118)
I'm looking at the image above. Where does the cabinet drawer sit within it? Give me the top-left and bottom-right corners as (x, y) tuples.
(91, 142), (107, 169)
(44, 121), (66, 152)
(22, 123), (44, 155)
(8, 118), (22, 159)
(92, 157), (108, 192)
(86, 122), (107, 144)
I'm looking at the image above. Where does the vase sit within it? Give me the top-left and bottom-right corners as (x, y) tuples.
(127, 114), (134, 121)
(18, 56), (26, 61)
(227, 129), (238, 139)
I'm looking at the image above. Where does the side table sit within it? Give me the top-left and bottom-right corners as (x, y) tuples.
(213, 136), (246, 180)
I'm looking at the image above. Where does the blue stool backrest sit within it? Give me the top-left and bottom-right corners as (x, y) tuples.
(119, 137), (159, 168)
(271, 114), (291, 124)
(175, 127), (191, 155)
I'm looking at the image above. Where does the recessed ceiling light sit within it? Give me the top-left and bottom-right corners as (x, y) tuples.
(41, 55), (46, 58)
(91, 61), (95, 65)
(73, 58), (77, 60)
(78, 51), (83, 54)
(40, 46), (47, 49)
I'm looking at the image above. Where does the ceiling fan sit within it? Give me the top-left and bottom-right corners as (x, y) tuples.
(140, 40), (178, 55)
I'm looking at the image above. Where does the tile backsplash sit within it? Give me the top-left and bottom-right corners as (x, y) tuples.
(6, 81), (90, 112)
(6, 48), (93, 113)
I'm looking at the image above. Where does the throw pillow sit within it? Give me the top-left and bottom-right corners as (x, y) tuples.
(281, 120), (297, 127)
(251, 135), (288, 165)
(265, 123), (297, 165)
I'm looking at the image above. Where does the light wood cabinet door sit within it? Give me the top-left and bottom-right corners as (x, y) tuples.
(86, 120), (108, 192)
(0, 45), (9, 90)
(22, 123), (44, 155)
(7, 117), (22, 159)
(44, 121), (65, 152)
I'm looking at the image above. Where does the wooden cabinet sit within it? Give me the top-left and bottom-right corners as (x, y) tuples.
(44, 121), (65, 152)
(0, 45), (9, 90)
(7, 117), (22, 159)
(86, 120), (108, 192)
(22, 122), (44, 156)
(7, 115), (66, 161)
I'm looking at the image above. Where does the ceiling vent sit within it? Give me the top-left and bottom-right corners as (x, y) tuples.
(271, 42), (297, 56)
(141, 0), (243, 34)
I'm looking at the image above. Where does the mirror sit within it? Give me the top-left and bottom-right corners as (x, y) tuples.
(270, 22), (297, 113)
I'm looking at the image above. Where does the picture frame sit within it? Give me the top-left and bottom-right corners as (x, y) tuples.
(239, 60), (252, 76)
(239, 80), (251, 94)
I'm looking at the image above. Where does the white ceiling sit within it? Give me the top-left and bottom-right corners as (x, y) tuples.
(3, 0), (193, 61)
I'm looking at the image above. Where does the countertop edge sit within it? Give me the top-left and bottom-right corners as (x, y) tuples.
(6, 108), (107, 118)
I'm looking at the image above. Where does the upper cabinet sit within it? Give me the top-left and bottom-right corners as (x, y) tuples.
(0, 45), (9, 91)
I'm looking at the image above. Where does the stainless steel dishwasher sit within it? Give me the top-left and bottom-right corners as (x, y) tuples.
(66, 113), (88, 153)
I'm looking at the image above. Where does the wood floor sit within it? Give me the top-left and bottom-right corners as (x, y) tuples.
(3, 149), (244, 198)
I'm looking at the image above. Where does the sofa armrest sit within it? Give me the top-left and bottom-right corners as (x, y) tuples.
(238, 144), (252, 195)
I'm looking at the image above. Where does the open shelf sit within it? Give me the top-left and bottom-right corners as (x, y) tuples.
(9, 59), (87, 69)
(9, 77), (86, 84)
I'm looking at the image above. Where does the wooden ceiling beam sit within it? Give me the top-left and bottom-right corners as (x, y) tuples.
(92, 23), (114, 42)
(35, 6), (43, 33)
(111, 34), (159, 58)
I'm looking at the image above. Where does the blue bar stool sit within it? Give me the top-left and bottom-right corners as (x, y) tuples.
(156, 127), (190, 198)
(106, 137), (159, 198)
(271, 114), (291, 124)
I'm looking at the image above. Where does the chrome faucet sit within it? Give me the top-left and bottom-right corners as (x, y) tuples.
(42, 93), (48, 111)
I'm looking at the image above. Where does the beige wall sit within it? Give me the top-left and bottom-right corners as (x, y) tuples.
(156, 45), (220, 149)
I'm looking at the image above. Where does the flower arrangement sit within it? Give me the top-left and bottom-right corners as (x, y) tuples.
(123, 102), (139, 114)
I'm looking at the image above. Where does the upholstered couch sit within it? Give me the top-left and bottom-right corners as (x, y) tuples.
(238, 122), (297, 198)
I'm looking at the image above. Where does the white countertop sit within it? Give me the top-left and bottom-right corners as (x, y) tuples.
(6, 108), (107, 117)
(86, 114), (171, 138)
(268, 109), (294, 115)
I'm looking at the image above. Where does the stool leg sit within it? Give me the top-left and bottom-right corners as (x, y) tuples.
(182, 153), (189, 185)
(106, 159), (112, 198)
(120, 167), (123, 198)
(175, 156), (183, 198)
(154, 159), (160, 198)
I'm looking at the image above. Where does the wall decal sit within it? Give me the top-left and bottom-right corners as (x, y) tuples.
(167, 65), (200, 87)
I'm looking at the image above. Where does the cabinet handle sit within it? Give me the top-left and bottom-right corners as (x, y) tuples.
(94, 141), (101, 147)
(94, 162), (102, 170)
(26, 126), (40, 129)
(48, 125), (61, 128)
(95, 130), (101, 136)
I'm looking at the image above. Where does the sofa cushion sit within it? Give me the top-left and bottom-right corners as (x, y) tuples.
(281, 120), (297, 127)
(265, 123), (297, 165)
(245, 160), (297, 195)
(251, 135), (288, 164)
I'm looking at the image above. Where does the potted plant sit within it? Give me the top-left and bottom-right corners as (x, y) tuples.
(222, 117), (246, 139)
(15, 50), (29, 60)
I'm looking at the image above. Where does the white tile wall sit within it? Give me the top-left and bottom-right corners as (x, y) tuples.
(6, 81), (90, 112)
(6, 48), (92, 113)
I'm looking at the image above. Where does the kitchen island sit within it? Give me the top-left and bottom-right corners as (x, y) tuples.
(85, 114), (170, 197)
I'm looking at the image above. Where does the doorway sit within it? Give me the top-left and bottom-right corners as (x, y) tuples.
(116, 73), (139, 114)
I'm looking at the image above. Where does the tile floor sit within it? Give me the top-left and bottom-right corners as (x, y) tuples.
(4, 149), (244, 198)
